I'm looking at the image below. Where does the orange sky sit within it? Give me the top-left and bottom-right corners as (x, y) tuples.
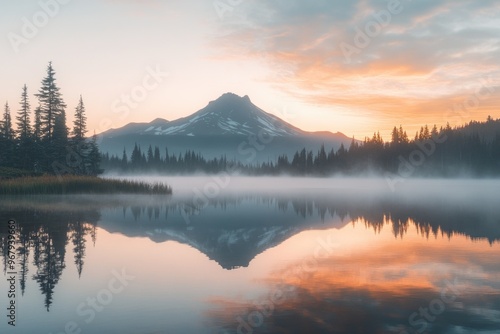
(1, 0), (499, 140)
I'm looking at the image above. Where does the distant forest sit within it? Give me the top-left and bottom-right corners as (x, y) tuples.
(102, 118), (500, 177)
(0, 63), (101, 177)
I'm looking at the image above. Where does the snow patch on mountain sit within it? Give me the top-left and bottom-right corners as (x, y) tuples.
(104, 93), (304, 137)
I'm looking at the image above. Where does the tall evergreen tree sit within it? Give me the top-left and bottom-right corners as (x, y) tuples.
(154, 146), (161, 166)
(53, 110), (69, 146)
(33, 106), (43, 143)
(31, 105), (44, 172)
(15, 85), (34, 170)
(16, 85), (32, 140)
(121, 148), (128, 169)
(147, 145), (154, 164)
(315, 144), (327, 173)
(1, 102), (14, 140)
(398, 125), (408, 144)
(35, 62), (66, 142)
(0, 102), (15, 168)
(71, 96), (88, 174)
(85, 133), (102, 176)
(391, 126), (399, 145)
(131, 143), (142, 168)
(72, 95), (87, 142)
(50, 109), (70, 173)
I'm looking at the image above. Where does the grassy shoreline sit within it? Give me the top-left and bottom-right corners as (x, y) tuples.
(0, 175), (172, 195)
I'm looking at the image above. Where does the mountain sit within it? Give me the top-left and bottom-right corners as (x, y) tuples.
(103, 93), (306, 137)
(104, 117), (171, 137)
(99, 93), (354, 163)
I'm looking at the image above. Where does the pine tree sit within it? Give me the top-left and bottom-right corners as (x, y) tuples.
(30, 105), (44, 172)
(85, 134), (102, 176)
(35, 62), (67, 142)
(33, 106), (42, 143)
(121, 148), (128, 169)
(53, 110), (68, 143)
(131, 143), (142, 168)
(147, 145), (154, 164)
(423, 125), (430, 139)
(431, 124), (439, 138)
(165, 147), (170, 165)
(347, 137), (357, 152)
(391, 126), (399, 145)
(16, 86), (34, 170)
(71, 96), (88, 174)
(16, 85), (32, 141)
(72, 95), (87, 142)
(306, 150), (314, 173)
(1, 102), (14, 140)
(399, 126), (408, 144)
(50, 109), (70, 173)
(0, 102), (15, 168)
(316, 144), (327, 173)
(154, 146), (161, 165)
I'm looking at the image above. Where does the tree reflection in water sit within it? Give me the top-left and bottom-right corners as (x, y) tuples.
(0, 191), (499, 317)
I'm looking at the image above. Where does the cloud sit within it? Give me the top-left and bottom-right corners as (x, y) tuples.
(213, 0), (500, 133)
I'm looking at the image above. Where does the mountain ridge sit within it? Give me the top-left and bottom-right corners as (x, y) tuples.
(98, 93), (355, 163)
(101, 92), (338, 138)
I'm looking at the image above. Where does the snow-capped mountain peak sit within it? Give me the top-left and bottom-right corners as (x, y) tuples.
(104, 93), (304, 137)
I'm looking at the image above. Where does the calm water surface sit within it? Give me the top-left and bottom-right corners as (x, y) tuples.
(1, 177), (499, 334)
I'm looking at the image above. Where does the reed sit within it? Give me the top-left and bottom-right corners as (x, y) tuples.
(0, 175), (172, 195)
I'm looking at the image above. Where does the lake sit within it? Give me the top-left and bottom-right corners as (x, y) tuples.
(1, 177), (499, 334)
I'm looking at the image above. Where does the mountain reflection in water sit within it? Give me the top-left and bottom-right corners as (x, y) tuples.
(0, 184), (499, 333)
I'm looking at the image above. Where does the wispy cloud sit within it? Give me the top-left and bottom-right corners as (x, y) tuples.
(213, 0), (500, 134)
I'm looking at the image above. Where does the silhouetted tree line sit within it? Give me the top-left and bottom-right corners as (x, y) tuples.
(101, 143), (244, 173)
(0, 62), (101, 177)
(276, 119), (500, 177)
(102, 118), (500, 176)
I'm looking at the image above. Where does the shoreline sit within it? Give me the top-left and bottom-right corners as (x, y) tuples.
(0, 175), (172, 196)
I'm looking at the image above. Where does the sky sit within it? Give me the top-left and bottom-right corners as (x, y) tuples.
(1, 0), (499, 140)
